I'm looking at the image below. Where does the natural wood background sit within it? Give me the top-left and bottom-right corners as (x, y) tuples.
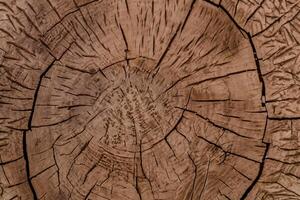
(0, 0), (300, 199)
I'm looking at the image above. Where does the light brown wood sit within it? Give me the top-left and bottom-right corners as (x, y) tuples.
(0, 0), (300, 199)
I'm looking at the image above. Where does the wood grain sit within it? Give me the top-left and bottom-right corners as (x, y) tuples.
(0, 0), (299, 199)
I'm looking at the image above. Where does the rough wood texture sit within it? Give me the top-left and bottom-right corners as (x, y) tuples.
(0, 0), (299, 199)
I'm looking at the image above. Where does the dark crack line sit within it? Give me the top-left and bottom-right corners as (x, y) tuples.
(252, 3), (300, 38)
(150, 0), (197, 80)
(246, 32), (266, 107)
(177, 107), (253, 139)
(186, 69), (256, 88)
(22, 58), (56, 200)
(0, 156), (23, 165)
(22, 132), (37, 200)
(22, 42), (72, 199)
(204, 0), (247, 38)
(240, 143), (270, 200)
(244, 0), (265, 26)
(204, 0), (266, 106)
(27, 58), (56, 129)
(44, 0), (103, 35)
(196, 134), (260, 164)
(200, 2), (271, 199)
(240, 113), (270, 199)
(268, 116), (300, 120)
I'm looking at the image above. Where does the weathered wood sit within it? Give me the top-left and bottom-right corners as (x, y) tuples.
(0, 0), (299, 199)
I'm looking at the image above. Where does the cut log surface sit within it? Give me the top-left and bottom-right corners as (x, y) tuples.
(0, 0), (299, 199)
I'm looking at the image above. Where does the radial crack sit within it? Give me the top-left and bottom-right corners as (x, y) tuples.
(22, 42), (72, 199)
(240, 143), (270, 199)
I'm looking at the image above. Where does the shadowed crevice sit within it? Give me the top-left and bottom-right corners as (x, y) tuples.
(240, 143), (270, 200)
(22, 58), (56, 200)
(202, 1), (270, 199)
(22, 41), (73, 199)
(22, 130), (37, 200)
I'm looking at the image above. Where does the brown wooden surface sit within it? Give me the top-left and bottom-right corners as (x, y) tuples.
(0, 0), (300, 199)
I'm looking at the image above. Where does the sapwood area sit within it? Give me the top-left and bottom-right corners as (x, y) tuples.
(0, 0), (300, 199)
